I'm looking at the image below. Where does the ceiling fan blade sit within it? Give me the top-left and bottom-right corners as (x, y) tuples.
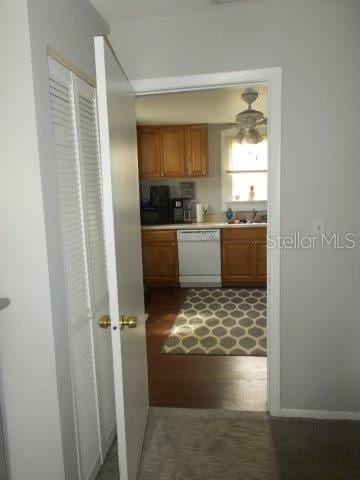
(257, 118), (268, 126)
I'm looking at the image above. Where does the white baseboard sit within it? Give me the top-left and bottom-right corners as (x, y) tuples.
(280, 408), (360, 421)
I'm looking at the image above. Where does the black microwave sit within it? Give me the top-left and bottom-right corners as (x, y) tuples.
(150, 186), (170, 208)
(141, 207), (171, 225)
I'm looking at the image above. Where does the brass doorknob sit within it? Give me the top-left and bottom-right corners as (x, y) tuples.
(120, 315), (137, 330)
(98, 315), (111, 329)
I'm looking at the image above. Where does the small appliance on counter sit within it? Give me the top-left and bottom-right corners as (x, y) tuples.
(150, 185), (170, 208)
(141, 207), (171, 225)
(170, 197), (192, 224)
(141, 185), (171, 225)
(183, 205), (192, 223)
(195, 203), (208, 223)
(171, 198), (185, 223)
(180, 182), (195, 223)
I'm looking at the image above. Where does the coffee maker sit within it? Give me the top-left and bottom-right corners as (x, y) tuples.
(170, 198), (192, 223)
(171, 198), (184, 223)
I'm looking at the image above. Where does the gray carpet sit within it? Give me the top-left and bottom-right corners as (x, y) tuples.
(97, 439), (118, 479)
(97, 407), (360, 480)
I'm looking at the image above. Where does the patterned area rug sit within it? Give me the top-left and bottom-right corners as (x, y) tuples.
(163, 288), (267, 356)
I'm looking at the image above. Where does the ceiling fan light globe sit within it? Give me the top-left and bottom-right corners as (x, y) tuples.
(236, 131), (244, 144)
(247, 129), (263, 144)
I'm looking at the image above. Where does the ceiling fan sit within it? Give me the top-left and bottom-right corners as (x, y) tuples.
(235, 91), (267, 144)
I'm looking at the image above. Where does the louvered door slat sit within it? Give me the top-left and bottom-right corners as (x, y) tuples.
(75, 76), (116, 454)
(48, 57), (102, 480)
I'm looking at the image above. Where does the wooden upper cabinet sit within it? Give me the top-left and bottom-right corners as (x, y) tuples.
(161, 126), (185, 177)
(137, 126), (161, 178)
(185, 125), (208, 177)
(137, 124), (208, 178)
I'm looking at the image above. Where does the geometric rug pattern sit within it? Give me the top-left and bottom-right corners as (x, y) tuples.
(163, 288), (267, 356)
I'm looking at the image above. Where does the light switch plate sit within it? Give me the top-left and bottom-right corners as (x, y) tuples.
(313, 218), (326, 236)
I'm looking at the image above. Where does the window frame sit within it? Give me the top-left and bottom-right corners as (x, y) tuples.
(221, 127), (268, 210)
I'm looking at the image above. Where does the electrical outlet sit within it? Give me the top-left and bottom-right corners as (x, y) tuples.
(313, 219), (326, 236)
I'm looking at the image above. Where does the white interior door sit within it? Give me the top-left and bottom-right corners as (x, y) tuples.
(94, 37), (149, 480)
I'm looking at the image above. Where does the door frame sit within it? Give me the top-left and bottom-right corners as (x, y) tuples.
(131, 67), (282, 416)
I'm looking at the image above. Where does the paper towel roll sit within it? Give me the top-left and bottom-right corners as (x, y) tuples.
(196, 203), (204, 223)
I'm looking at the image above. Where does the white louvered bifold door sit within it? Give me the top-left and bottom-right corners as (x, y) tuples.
(74, 76), (116, 454)
(48, 58), (102, 480)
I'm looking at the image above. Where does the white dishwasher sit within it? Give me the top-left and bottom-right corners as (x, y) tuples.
(177, 229), (222, 287)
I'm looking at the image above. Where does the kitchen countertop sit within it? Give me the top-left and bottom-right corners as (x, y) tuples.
(141, 222), (267, 230)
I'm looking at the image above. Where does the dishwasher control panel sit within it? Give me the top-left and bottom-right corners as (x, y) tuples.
(177, 229), (220, 242)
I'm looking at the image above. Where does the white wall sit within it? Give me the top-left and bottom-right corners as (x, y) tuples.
(0, 2), (65, 479)
(26, 0), (108, 478)
(0, 1), (108, 479)
(112, 0), (360, 414)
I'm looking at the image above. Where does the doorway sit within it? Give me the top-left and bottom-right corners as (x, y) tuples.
(132, 68), (282, 416)
(93, 55), (281, 480)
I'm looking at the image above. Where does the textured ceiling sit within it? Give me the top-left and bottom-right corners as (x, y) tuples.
(135, 84), (268, 126)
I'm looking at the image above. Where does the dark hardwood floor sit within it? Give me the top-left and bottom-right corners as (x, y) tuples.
(146, 287), (267, 411)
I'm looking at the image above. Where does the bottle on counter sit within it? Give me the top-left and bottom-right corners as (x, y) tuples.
(226, 207), (234, 222)
(249, 185), (255, 201)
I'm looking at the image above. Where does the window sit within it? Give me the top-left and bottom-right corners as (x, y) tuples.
(221, 129), (268, 207)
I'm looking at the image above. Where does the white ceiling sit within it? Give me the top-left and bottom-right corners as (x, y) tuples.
(89, 0), (263, 24)
(89, 0), (332, 26)
(135, 84), (268, 127)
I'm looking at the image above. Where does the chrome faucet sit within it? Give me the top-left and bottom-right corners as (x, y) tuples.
(252, 208), (259, 222)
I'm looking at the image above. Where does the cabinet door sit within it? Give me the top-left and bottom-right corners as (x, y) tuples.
(185, 125), (208, 176)
(137, 126), (161, 178)
(142, 242), (179, 285)
(254, 240), (267, 281)
(161, 126), (185, 177)
(222, 240), (254, 282)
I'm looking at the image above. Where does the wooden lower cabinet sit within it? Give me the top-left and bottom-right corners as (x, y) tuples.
(253, 241), (267, 282)
(221, 228), (267, 286)
(142, 230), (179, 286)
